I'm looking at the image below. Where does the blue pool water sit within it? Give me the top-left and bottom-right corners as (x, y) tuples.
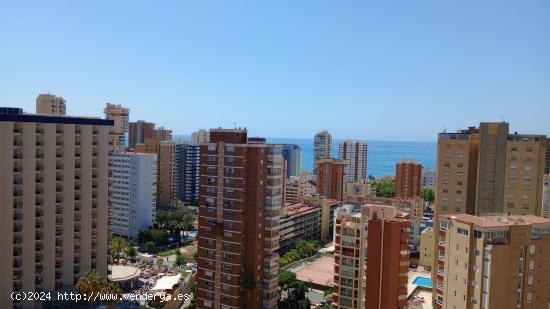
(412, 276), (432, 288)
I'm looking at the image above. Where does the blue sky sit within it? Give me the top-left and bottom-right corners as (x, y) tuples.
(1, 0), (549, 141)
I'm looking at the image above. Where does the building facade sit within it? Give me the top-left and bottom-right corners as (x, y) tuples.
(282, 144), (301, 178)
(422, 167), (436, 189)
(104, 103), (129, 151)
(128, 120), (155, 149)
(192, 129), (210, 144)
(196, 129), (282, 309)
(395, 159), (422, 199)
(284, 171), (316, 205)
(313, 130), (332, 175)
(317, 158), (346, 201)
(36, 93), (66, 116)
(153, 126), (172, 142)
(343, 180), (375, 202)
(279, 203), (321, 254)
(333, 204), (410, 309)
(0, 107), (111, 308)
(338, 140), (368, 182)
(175, 142), (201, 205)
(543, 174), (549, 218)
(363, 205), (410, 309)
(418, 227), (433, 270)
(435, 214), (550, 309)
(109, 152), (157, 238)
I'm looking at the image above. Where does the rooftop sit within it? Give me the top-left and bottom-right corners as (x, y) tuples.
(441, 213), (550, 228)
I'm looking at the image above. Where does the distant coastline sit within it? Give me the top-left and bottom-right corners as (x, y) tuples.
(173, 135), (436, 178)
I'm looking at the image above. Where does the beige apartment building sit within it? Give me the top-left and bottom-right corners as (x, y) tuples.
(432, 123), (547, 296)
(0, 107), (111, 308)
(284, 171), (316, 204)
(104, 103), (129, 151)
(435, 214), (550, 309)
(419, 227), (434, 270)
(36, 93), (66, 116)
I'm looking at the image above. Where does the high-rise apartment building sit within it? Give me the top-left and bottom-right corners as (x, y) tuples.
(154, 126), (172, 142)
(282, 144), (301, 178)
(333, 204), (410, 309)
(317, 158), (346, 201)
(36, 93), (66, 115)
(104, 103), (129, 151)
(544, 139), (550, 174)
(196, 129), (283, 309)
(435, 214), (550, 309)
(422, 167), (436, 189)
(395, 159), (422, 199)
(363, 205), (410, 309)
(128, 120), (155, 149)
(543, 174), (549, 218)
(159, 142), (178, 207)
(192, 129), (210, 144)
(0, 107), (111, 308)
(284, 171), (316, 204)
(435, 122), (546, 218)
(432, 123), (547, 297)
(109, 152), (157, 238)
(175, 142), (200, 205)
(313, 130), (332, 175)
(333, 204), (366, 309)
(339, 140), (368, 182)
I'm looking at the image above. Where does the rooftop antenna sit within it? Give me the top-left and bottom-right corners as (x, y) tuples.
(233, 122), (237, 129)
(500, 114), (504, 122)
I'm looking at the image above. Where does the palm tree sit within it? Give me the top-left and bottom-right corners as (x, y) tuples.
(101, 282), (122, 308)
(111, 236), (126, 264)
(125, 245), (137, 262)
(76, 271), (108, 308)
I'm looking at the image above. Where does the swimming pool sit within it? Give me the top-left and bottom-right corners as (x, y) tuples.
(412, 276), (432, 288)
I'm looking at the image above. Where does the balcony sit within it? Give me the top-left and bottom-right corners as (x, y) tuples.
(13, 189), (23, 197)
(13, 165), (23, 173)
(36, 164), (44, 171)
(13, 127), (23, 134)
(13, 200), (22, 209)
(13, 211), (23, 221)
(13, 152), (23, 160)
(35, 128), (44, 134)
(36, 152), (44, 159)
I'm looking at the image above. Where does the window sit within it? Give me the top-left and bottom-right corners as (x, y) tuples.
(208, 145), (216, 151)
(207, 156), (216, 162)
(474, 230), (482, 238)
(207, 166), (216, 173)
(207, 187), (215, 193)
(223, 263), (232, 270)
(226, 157), (236, 163)
(226, 146), (235, 152)
(224, 231), (233, 238)
(457, 228), (469, 236)
(205, 270), (213, 277)
(226, 168), (235, 174)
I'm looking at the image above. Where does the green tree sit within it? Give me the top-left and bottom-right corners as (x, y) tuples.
(174, 251), (187, 267)
(110, 236), (127, 264)
(145, 241), (156, 253)
(125, 245), (137, 262)
(278, 280), (310, 308)
(373, 180), (395, 198)
(422, 188), (435, 204)
(76, 272), (108, 308)
(279, 270), (296, 287)
(101, 282), (122, 308)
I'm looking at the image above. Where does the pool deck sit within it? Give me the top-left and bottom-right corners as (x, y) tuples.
(407, 268), (433, 309)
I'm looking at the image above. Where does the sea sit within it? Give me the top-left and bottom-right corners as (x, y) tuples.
(174, 135), (436, 179)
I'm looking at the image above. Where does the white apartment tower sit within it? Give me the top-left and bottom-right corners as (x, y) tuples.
(109, 152), (157, 238)
(338, 140), (367, 182)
